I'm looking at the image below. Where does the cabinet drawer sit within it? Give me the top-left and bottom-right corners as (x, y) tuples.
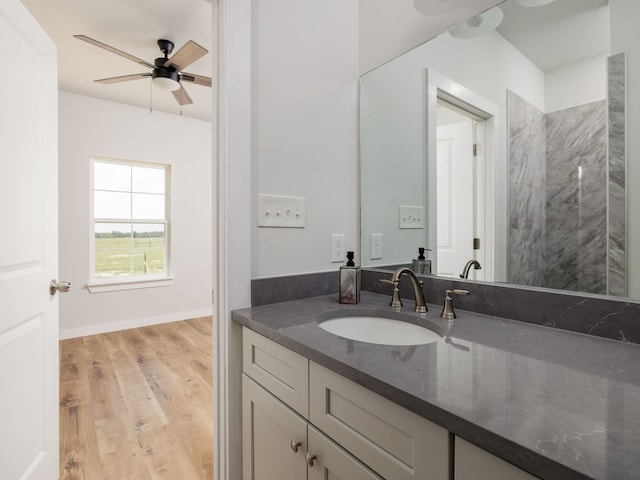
(310, 362), (449, 480)
(455, 436), (539, 480)
(243, 327), (309, 417)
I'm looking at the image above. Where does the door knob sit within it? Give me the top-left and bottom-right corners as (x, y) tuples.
(50, 279), (71, 295)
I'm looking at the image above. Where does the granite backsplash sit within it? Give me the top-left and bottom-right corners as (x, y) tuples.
(251, 269), (640, 344)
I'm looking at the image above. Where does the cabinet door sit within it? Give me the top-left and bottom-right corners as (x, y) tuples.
(307, 426), (383, 480)
(455, 437), (539, 480)
(243, 374), (307, 480)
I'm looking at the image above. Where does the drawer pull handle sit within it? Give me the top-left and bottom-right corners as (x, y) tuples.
(290, 440), (302, 453)
(305, 452), (317, 467)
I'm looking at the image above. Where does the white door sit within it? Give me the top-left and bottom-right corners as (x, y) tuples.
(436, 121), (474, 278)
(0, 1), (59, 479)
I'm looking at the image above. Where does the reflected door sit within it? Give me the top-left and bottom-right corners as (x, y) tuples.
(436, 120), (474, 278)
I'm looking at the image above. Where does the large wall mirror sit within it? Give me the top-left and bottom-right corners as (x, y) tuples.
(360, 0), (637, 298)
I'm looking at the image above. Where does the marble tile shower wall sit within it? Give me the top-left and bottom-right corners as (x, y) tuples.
(608, 53), (626, 296)
(508, 91), (546, 286)
(508, 91), (608, 294)
(545, 100), (608, 293)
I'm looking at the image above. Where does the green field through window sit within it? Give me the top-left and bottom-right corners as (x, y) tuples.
(95, 236), (165, 277)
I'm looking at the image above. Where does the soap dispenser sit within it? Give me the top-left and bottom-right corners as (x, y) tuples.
(339, 251), (360, 304)
(412, 247), (432, 274)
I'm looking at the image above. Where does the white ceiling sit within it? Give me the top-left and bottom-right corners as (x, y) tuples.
(22, 0), (213, 122)
(497, 0), (609, 72)
(22, 0), (608, 123)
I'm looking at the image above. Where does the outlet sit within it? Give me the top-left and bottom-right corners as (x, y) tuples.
(331, 234), (346, 263)
(204, 283), (212, 296)
(370, 233), (383, 260)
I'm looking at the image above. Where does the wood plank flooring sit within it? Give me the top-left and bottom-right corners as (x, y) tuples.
(59, 317), (214, 480)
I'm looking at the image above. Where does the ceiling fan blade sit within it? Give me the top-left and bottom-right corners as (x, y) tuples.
(95, 73), (152, 84)
(172, 85), (193, 106)
(180, 72), (212, 88)
(165, 40), (208, 72)
(74, 35), (154, 69)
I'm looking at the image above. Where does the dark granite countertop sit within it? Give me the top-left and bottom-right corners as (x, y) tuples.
(232, 292), (640, 480)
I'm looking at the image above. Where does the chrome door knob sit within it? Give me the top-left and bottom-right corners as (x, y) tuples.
(50, 279), (71, 295)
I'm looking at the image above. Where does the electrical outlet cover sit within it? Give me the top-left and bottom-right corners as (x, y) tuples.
(370, 233), (383, 260)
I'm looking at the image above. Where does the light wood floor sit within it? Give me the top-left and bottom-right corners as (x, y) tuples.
(59, 317), (214, 480)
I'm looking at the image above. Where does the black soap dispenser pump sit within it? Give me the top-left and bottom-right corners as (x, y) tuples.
(339, 251), (361, 304)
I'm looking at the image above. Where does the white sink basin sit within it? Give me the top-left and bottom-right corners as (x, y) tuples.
(318, 315), (442, 346)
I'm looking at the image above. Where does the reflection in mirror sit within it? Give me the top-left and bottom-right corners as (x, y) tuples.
(360, 0), (630, 297)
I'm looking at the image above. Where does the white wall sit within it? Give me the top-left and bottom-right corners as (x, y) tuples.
(251, 0), (360, 277)
(58, 91), (212, 338)
(545, 55), (608, 113)
(611, 0), (639, 298)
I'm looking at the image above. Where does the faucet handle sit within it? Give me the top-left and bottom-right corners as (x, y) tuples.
(449, 289), (469, 297)
(380, 278), (402, 309)
(440, 289), (470, 319)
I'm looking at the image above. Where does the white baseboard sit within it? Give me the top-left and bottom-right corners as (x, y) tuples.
(59, 307), (214, 340)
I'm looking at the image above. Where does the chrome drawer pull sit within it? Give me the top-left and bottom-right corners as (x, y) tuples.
(290, 440), (302, 453)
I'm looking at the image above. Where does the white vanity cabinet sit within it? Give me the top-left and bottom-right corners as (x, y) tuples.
(242, 327), (449, 480)
(455, 436), (539, 480)
(243, 375), (383, 480)
(242, 328), (382, 480)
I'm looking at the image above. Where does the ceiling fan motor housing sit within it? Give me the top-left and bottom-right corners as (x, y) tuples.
(152, 57), (180, 83)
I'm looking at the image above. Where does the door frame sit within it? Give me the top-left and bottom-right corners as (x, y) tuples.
(213, 1), (253, 479)
(424, 69), (498, 282)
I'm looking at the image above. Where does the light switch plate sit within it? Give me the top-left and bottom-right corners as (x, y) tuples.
(258, 194), (306, 228)
(399, 205), (424, 229)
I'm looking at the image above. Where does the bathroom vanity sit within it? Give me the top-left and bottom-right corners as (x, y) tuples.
(233, 292), (640, 480)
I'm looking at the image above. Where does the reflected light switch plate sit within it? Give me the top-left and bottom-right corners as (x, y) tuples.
(399, 205), (424, 229)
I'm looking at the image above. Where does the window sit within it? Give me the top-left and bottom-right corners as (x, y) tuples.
(90, 158), (170, 290)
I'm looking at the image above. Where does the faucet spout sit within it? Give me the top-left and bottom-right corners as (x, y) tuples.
(390, 267), (427, 313)
(460, 260), (481, 279)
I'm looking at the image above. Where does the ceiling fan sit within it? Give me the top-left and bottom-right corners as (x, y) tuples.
(74, 35), (212, 106)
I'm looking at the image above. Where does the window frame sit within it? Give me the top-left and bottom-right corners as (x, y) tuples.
(88, 157), (172, 293)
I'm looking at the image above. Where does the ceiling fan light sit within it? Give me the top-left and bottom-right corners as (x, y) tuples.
(152, 75), (180, 91)
(450, 7), (504, 39)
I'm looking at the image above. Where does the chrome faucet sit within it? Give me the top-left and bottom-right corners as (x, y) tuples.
(460, 260), (481, 279)
(386, 267), (427, 313)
